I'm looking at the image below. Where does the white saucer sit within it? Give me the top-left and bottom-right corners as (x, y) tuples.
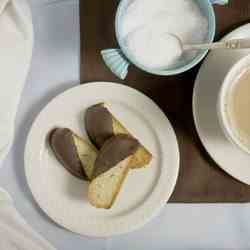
(25, 82), (179, 237)
(193, 23), (250, 185)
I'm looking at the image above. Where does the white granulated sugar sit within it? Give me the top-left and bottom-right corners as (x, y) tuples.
(125, 30), (182, 69)
(120, 0), (208, 70)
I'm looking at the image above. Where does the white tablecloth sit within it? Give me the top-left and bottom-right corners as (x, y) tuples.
(0, 0), (250, 249)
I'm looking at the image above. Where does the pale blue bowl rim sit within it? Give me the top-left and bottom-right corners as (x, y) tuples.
(115, 0), (216, 76)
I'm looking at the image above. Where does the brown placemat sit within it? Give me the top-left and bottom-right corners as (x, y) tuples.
(80, 1), (250, 202)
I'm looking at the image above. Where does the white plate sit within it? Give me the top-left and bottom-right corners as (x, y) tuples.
(25, 82), (179, 237)
(193, 23), (250, 185)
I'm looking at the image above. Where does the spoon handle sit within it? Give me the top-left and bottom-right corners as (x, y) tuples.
(183, 39), (250, 51)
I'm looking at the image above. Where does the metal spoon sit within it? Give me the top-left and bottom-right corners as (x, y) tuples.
(170, 34), (250, 51)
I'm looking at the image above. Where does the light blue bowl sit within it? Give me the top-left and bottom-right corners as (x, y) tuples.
(101, 0), (228, 80)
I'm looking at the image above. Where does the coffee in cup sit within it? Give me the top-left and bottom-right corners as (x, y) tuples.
(218, 54), (250, 154)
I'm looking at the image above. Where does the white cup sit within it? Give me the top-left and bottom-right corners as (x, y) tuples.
(217, 54), (250, 155)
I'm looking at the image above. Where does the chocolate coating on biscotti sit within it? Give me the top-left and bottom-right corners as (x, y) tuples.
(92, 134), (139, 179)
(49, 128), (87, 180)
(85, 103), (113, 148)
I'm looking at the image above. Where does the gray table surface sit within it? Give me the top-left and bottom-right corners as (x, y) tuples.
(0, 0), (250, 249)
